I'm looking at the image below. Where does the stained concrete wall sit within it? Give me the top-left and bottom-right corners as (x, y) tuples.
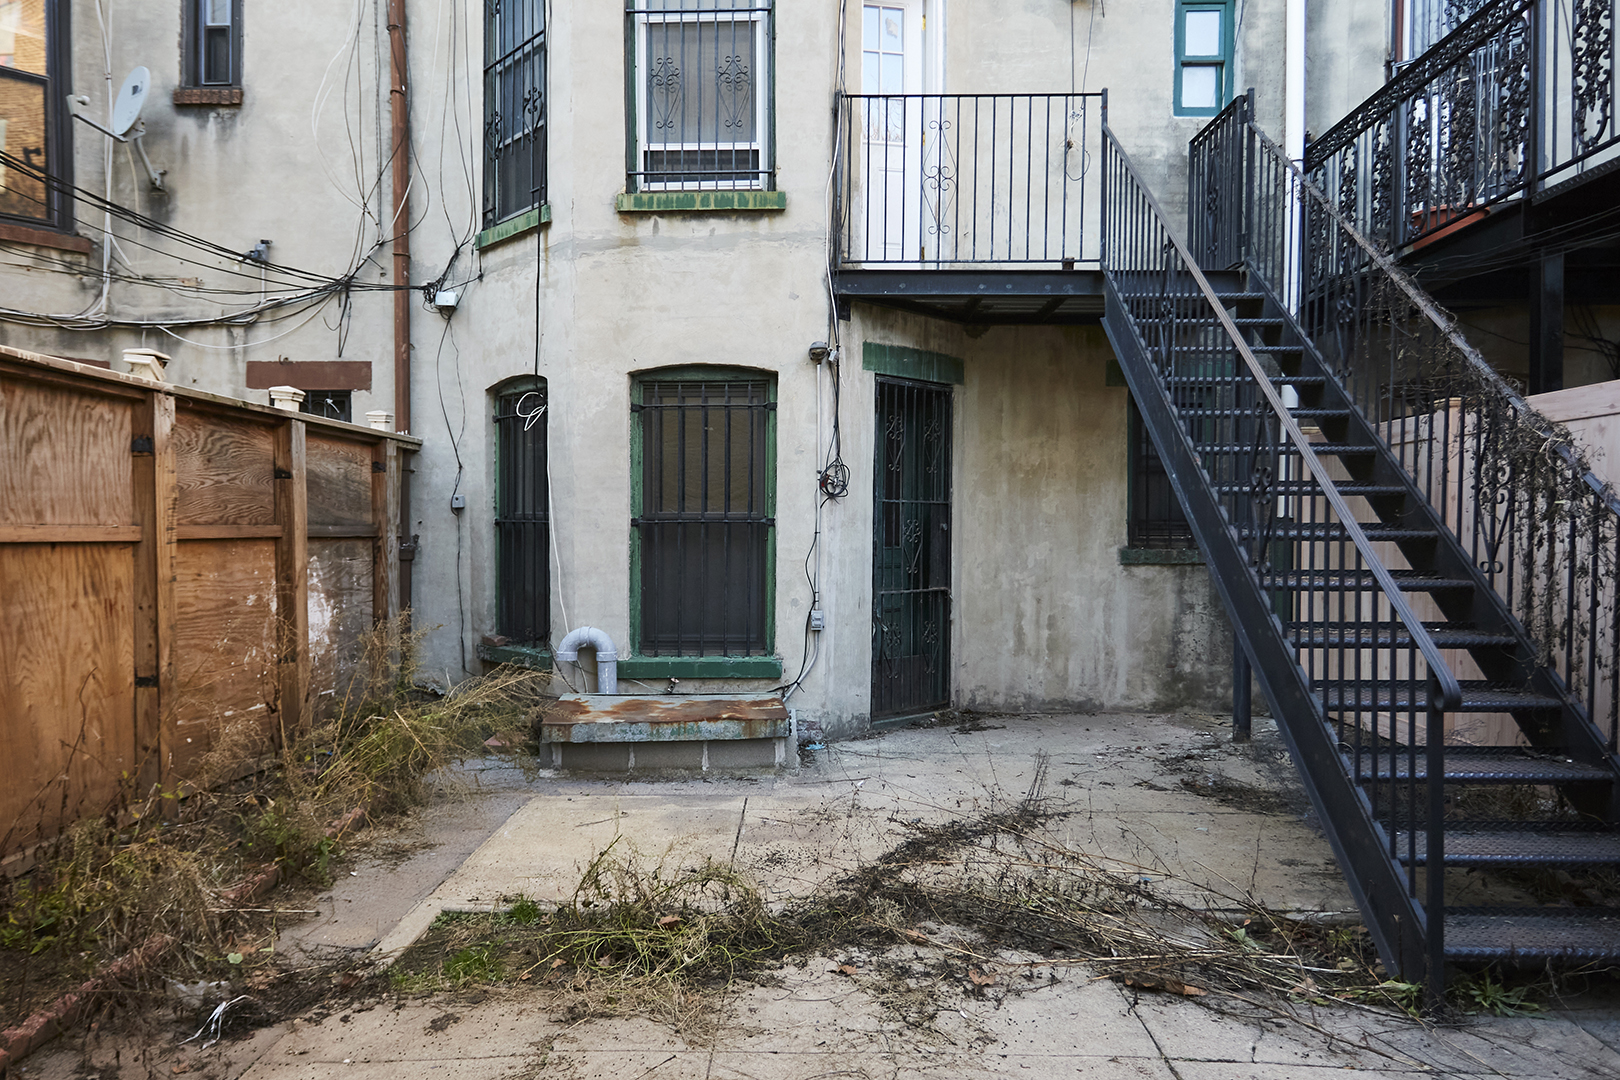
(0, 2), (396, 417)
(1306, 0), (1388, 139)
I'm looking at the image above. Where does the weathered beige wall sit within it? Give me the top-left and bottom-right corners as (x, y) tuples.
(0, 2), (395, 419)
(1306, 0), (1387, 138)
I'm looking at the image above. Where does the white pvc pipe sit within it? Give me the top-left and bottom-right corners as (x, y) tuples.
(555, 626), (618, 695)
(1285, 0), (1306, 166)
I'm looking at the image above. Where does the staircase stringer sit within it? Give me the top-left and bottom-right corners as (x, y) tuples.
(1100, 284), (1434, 981)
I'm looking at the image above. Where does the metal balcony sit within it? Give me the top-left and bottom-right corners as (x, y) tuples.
(831, 92), (1107, 325)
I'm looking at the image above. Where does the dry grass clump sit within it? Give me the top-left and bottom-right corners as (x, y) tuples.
(0, 619), (551, 1027)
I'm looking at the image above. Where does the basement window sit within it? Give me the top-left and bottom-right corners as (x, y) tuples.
(1127, 397), (1196, 550)
(632, 371), (774, 656)
(300, 390), (352, 424)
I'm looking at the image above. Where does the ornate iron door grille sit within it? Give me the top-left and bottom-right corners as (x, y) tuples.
(871, 377), (951, 720)
(495, 386), (550, 643)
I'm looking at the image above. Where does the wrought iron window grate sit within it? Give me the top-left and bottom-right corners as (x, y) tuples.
(1127, 397), (1197, 550)
(634, 377), (773, 656)
(495, 384), (551, 643)
(627, 0), (773, 191)
(484, 0), (547, 229)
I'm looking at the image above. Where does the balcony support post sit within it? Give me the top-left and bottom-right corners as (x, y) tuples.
(1529, 250), (1564, 394)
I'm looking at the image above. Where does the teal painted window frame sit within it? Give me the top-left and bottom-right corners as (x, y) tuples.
(1173, 0), (1235, 118)
(623, 1), (777, 196)
(628, 366), (778, 663)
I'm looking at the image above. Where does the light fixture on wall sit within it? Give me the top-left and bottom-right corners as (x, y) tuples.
(808, 341), (830, 363)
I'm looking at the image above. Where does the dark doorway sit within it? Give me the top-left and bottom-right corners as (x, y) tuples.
(871, 376), (952, 721)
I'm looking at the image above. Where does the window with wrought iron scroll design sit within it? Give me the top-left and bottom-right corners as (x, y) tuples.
(495, 381), (551, 643)
(633, 374), (774, 657)
(484, 0), (546, 229)
(627, 0), (773, 191)
(0, 0), (72, 230)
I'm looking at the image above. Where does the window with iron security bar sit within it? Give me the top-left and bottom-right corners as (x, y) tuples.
(633, 376), (774, 656)
(627, 0), (773, 191)
(484, 0), (546, 229)
(495, 382), (551, 643)
(300, 389), (352, 424)
(1128, 397), (1196, 550)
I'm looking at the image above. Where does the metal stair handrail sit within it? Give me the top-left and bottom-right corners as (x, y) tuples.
(1101, 121), (1465, 713)
(1255, 121), (1620, 524)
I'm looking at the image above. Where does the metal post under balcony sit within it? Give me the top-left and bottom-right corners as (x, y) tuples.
(832, 92), (1108, 325)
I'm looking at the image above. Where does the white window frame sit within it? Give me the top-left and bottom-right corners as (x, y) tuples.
(632, 6), (772, 192)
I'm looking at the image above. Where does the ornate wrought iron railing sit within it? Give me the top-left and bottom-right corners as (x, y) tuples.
(1306, 0), (1620, 252)
(1228, 106), (1620, 754)
(834, 92), (1105, 268)
(1102, 121), (1461, 994)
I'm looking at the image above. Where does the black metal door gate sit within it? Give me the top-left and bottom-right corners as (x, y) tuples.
(871, 377), (952, 720)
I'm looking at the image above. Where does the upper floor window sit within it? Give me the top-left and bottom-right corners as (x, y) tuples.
(484, 0), (546, 229)
(1395, 0), (1485, 65)
(1174, 0), (1233, 117)
(187, 0), (241, 87)
(626, 0), (774, 192)
(0, 0), (70, 229)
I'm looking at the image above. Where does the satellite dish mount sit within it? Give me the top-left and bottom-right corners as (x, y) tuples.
(67, 66), (165, 191)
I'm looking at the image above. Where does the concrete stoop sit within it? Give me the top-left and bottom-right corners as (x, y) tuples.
(536, 693), (793, 772)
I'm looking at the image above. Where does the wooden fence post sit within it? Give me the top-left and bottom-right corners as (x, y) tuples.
(132, 390), (177, 798)
(274, 419), (309, 741)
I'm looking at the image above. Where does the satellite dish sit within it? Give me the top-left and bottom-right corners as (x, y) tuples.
(110, 67), (150, 137)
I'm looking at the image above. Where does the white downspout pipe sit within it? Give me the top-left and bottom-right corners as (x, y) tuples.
(555, 627), (619, 695)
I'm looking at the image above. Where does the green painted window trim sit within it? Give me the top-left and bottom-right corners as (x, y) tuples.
(476, 642), (554, 670)
(617, 655), (784, 680)
(615, 191), (787, 213)
(862, 343), (965, 385)
(476, 204), (551, 250)
(1119, 547), (1206, 566)
(628, 366), (778, 660)
(1173, 0), (1235, 118)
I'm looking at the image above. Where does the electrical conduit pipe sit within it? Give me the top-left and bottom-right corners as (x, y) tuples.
(555, 627), (619, 695)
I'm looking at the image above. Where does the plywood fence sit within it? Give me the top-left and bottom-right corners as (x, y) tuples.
(0, 346), (419, 862)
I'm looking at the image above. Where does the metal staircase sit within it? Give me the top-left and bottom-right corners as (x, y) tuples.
(1099, 97), (1620, 999)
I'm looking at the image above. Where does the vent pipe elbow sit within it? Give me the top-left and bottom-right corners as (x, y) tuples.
(555, 626), (619, 695)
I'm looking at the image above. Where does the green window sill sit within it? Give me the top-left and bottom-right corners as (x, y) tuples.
(476, 204), (551, 250)
(477, 642), (554, 670)
(1119, 547), (1205, 566)
(617, 655), (784, 680)
(616, 191), (787, 213)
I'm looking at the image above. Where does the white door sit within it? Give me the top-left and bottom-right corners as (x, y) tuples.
(860, 2), (924, 263)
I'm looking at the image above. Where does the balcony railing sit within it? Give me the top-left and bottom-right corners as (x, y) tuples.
(833, 92), (1105, 270)
(1306, 0), (1620, 252)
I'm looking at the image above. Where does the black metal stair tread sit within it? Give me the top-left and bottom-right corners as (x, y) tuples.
(1445, 908), (1620, 961)
(1166, 375), (1325, 385)
(1216, 481), (1408, 497)
(1196, 442), (1378, 455)
(1289, 625), (1518, 648)
(1391, 826), (1620, 867)
(1260, 571), (1475, 592)
(1320, 681), (1562, 712)
(1236, 523), (1437, 541)
(1168, 344), (1301, 354)
(1176, 408), (1349, 420)
(1344, 746), (1608, 783)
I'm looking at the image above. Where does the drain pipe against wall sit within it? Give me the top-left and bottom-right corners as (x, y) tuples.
(556, 627), (619, 694)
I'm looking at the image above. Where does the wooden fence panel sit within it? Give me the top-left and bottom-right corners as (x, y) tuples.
(0, 347), (418, 864)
